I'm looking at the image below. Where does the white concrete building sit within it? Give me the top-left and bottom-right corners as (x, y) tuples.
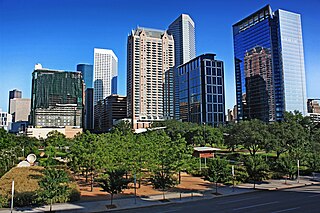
(0, 109), (12, 131)
(93, 48), (118, 105)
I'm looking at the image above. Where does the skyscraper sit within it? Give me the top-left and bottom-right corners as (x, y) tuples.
(30, 64), (84, 127)
(233, 5), (307, 121)
(77, 64), (94, 131)
(168, 14), (196, 119)
(178, 54), (225, 126)
(8, 89), (22, 113)
(127, 27), (174, 129)
(77, 64), (93, 89)
(93, 48), (118, 105)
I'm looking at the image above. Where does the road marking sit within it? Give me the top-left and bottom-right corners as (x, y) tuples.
(233, 201), (279, 211)
(218, 197), (259, 204)
(271, 207), (301, 213)
(309, 194), (320, 197)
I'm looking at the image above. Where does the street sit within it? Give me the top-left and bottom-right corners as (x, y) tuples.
(117, 184), (320, 213)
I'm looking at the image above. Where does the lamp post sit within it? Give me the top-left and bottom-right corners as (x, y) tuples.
(297, 160), (300, 183)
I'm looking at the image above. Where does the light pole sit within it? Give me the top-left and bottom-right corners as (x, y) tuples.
(297, 159), (300, 183)
(232, 165), (235, 192)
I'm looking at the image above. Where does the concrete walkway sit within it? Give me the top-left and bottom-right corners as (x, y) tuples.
(1, 175), (319, 213)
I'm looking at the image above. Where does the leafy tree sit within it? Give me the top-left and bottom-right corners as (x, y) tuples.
(243, 155), (269, 189)
(38, 168), (70, 212)
(204, 157), (230, 194)
(276, 155), (298, 180)
(97, 169), (130, 205)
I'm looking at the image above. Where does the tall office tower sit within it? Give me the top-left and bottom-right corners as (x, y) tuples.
(77, 64), (93, 89)
(8, 89), (22, 113)
(77, 64), (94, 130)
(9, 98), (31, 122)
(168, 14), (196, 119)
(244, 46), (274, 122)
(127, 27), (175, 129)
(178, 54), (225, 126)
(233, 5), (307, 121)
(93, 48), (118, 105)
(30, 64), (84, 127)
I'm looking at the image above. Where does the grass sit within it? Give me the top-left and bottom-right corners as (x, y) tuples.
(0, 166), (44, 196)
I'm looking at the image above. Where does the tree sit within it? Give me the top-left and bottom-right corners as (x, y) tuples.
(97, 169), (130, 206)
(38, 168), (70, 212)
(243, 155), (269, 189)
(276, 155), (298, 180)
(234, 120), (270, 157)
(205, 157), (230, 194)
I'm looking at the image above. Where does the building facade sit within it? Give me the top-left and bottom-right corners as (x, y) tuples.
(77, 64), (93, 89)
(30, 65), (84, 127)
(9, 98), (31, 122)
(77, 64), (94, 131)
(0, 109), (12, 131)
(8, 89), (22, 113)
(233, 5), (307, 122)
(178, 54), (225, 127)
(94, 94), (127, 132)
(168, 14), (196, 119)
(93, 48), (118, 105)
(127, 27), (175, 129)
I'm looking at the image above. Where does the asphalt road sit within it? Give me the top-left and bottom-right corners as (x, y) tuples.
(115, 184), (320, 213)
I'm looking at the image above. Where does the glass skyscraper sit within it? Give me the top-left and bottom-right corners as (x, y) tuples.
(77, 64), (94, 130)
(77, 64), (93, 89)
(233, 5), (307, 121)
(168, 14), (196, 120)
(178, 54), (225, 127)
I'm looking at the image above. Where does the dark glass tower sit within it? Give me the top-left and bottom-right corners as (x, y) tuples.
(233, 5), (307, 121)
(178, 54), (225, 127)
(77, 64), (94, 130)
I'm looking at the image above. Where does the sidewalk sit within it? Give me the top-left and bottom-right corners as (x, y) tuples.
(1, 176), (318, 213)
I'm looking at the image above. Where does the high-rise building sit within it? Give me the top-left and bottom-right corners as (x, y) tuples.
(127, 27), (175, 129)
(94, 94), (127, 132)
(77, 64), (93, 89)
(168, 14), (196, 119)
(93, 48), (118, 105)
(30, 64), (84, 127)
(8, 89), (22, 113)
(178, 54), (225, 126)
(9, 98), (31, 122)
(233, 5), (307, 121)
(77, 64), (94, 130)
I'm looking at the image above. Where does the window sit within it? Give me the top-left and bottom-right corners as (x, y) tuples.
(207, 95), (212, 102)
(207, 85), (212, 93)
(206, 76), (212, 84)
(206, 67), (211, 75)
(208, 104), (212, 112)
(217, 69), (222, 76)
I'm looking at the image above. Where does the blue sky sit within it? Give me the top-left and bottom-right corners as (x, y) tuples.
(0, 0), (319, 112)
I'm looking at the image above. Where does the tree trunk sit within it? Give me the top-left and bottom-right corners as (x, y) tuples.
(178, 171), (181, 184)
(85, 167), (88, 183)
(253, 179), (256, 189)
(50, 199), (52, 212)
(91, 171), (94, 192)
(111, 194), (113, 205)
(215, 182), (218, 194)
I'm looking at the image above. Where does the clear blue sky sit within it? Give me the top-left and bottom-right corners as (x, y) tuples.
(0, 0), (319, 112)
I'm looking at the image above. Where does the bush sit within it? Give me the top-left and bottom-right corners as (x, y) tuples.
(68, 183), (81, 202)
(14, 192), (37, 207)
(0, 194), (8, 208)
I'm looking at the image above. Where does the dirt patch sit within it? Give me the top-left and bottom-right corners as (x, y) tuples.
(76, 172), (214, 201)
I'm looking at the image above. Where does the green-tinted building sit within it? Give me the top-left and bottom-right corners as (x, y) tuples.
(30, 64), (84, 127)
